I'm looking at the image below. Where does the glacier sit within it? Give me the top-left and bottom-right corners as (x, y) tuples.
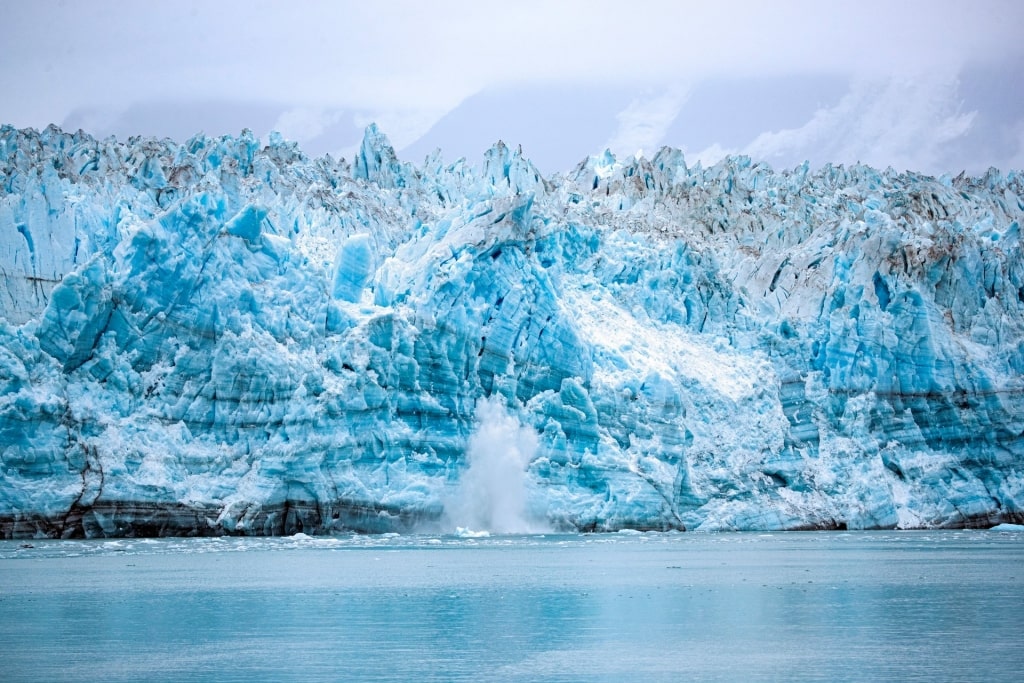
(1, 123), (1023, 537)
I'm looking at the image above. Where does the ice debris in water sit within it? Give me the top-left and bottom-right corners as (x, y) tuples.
(0, 123), (1023, 538)
(454, 527), (491, 539)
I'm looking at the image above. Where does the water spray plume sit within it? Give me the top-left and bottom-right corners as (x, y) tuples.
(446, 396), (545, 534)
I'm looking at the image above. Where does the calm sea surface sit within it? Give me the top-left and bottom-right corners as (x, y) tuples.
(1, 531), (1021, 682)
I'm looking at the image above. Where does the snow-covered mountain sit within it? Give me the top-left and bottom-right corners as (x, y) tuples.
(1, 123), (1022, 537)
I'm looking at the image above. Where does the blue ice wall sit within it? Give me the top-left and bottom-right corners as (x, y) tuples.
(1, 123), (1022, 537)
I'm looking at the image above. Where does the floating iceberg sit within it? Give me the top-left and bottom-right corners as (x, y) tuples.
(1, 123), (1022, 537)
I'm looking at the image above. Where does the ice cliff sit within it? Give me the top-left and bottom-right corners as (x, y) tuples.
(1, 123), (1023, 537)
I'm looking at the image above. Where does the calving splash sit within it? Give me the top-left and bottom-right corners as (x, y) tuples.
(446, 397), (545, 535)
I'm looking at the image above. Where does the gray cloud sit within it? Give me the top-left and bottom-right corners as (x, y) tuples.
(740, 76), (978, 174)
(4, 1), (1022, 173)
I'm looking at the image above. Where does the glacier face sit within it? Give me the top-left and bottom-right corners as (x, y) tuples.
(1, 123), (1023, 537)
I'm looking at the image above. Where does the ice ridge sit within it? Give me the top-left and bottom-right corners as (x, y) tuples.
(1, 123), (1022, 537)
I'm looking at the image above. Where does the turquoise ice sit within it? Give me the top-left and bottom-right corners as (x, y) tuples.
(1, 124), (1022, 536)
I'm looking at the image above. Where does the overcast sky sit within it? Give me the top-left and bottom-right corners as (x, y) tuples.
(3, 0), (1023, 175)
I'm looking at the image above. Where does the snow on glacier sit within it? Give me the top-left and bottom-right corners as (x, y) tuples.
(0, 122), (1022, 537)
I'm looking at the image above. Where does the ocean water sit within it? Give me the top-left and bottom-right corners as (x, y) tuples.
(1, 531), (1021, 682)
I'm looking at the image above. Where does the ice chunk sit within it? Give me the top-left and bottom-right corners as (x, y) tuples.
(332, 233), (374, 303)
